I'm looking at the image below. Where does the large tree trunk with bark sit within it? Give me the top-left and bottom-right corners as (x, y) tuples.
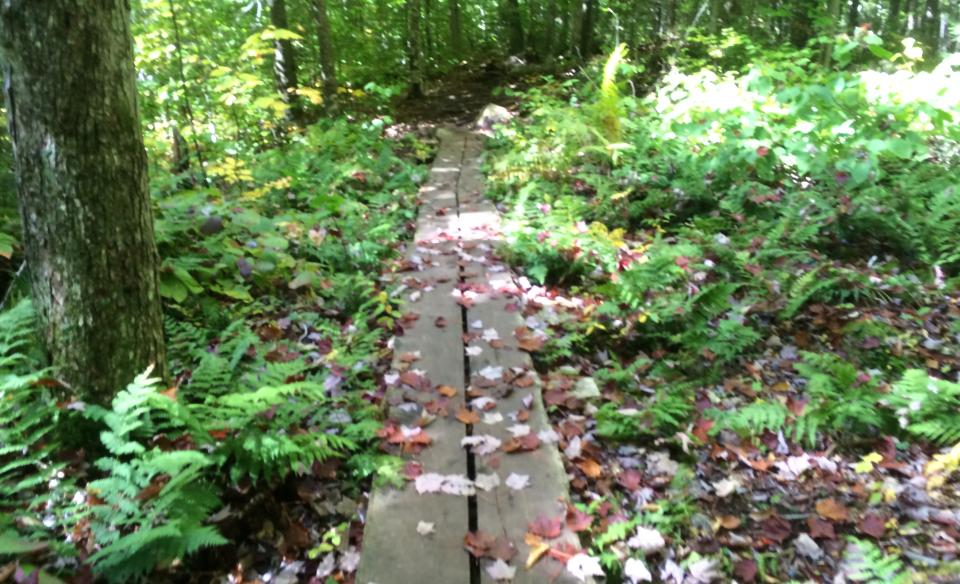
(0, 0), (166, 402)
(313, 0), (338, 109)
(270, 0), (304, 125)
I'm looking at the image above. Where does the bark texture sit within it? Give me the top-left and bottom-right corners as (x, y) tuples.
(313, 0), (339, 109)
(270, 0), (304, 124)
(0, 0), (166, 401)
(408, 0), (424, 97)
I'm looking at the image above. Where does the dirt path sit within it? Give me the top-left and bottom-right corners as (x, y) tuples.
(356, 128), (582, 584)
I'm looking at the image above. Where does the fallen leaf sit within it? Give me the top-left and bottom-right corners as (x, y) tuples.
(437, 384), (458, 397)
(456, 407), (481, 425)
(505, 473), (530, 490)
(807, 516), (836, 540)
(760, 515), (792, 544)
(627, 526), (665, 554)
(576, 458), (602, 479)
(464, 530), (497, 558)
(718, 515), (742, 530)
(416, 521), (435, 535)
(485, 559), (516, 581)
(624, 557), (652, 583)
(461, 434), (502, 456)
(816, 498), (850, 522)
(524, 533), (550, 569)
(566, 554), (604, 582)
(734, 559), (758, 583)
(858, 512), (885, 539)
(475, 473), (501, 491)
(528, 514), (564, 539)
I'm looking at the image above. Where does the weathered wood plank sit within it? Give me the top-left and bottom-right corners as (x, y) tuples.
(356, 131), (471, 584)
(457, 135), (583, 584)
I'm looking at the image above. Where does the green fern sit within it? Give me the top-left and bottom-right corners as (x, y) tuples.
(793, 352), (891, 444)
(710, 399), (789, 436)
(841, 538), (909, 584)
(889, 369), (960, 445)
(194, 380), (357, 483)
(85, 370), (226, 583)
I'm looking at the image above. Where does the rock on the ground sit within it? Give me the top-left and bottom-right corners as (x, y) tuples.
(475, 104), (513, 132)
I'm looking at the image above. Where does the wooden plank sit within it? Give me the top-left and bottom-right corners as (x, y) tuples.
(357, 131), (471, 584)
(456, 135), (583, 584)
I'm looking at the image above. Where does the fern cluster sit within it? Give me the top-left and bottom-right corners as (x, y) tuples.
(85, 370), (226, 582)
(889, 369), (960, 445)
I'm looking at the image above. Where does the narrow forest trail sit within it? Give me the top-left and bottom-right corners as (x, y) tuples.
(357, 128), (582, 584)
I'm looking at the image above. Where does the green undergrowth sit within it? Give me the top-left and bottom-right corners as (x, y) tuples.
(0, 119), (428, 581)
(486, 35), (960, 577)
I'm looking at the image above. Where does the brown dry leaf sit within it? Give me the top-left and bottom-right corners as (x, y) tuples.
(435, 316), (448, 328)
(514, 375), (536, 388)
(815, 498), (850, 522)
(437, 385), (458, 397)
(576, 459), (603, 479)
(517, 335), (545, 352)
(719, 515), (742, 530)
(456, 408), (481, 425)
(524, 533), (551, 569)
(760, 515), (792, 544)
(858, 512), (885, 539)
(464, 530), (497, 558)
(807, 516), (836, 540)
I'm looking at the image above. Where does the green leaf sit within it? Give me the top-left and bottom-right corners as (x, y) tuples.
(0, 531), (50, 555)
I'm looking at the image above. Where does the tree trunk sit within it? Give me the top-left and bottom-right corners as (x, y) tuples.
(822, 0), (842, 64)
(0, 0), (166, 402)
(312, 0), (338, 109)
(569, 0), (583, 56)
(886, 0), (903, 35)
(544, 0), (558, 60)
(790, 0), (817, 47)
(848, 0), (862, 31)
(408, 0), (424, 97)
(504, 0), (526, 55)
(579, 0), (597, 56)
(449, 0), (464, 57)
(424, 0), (434, 58)
(269, 0), (303, 125)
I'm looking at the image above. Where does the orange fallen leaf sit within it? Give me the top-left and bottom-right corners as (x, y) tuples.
(815, 498), (850, 522)
(576, 459), (603, 479)
(718, 515), (742, 530)
(523, 533), (550, 569)
(456, 408), (480, 425)
(437, 384), (458, 397)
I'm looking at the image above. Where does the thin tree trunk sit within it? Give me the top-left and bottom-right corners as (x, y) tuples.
(579, 0), (597, 56)
(886, 0), (903, 35)
(168, 0), (207, 185)
(504, 0), (526, 55)
(710, 0), (723, 33)
(848, 0), (862, 31)
(544, 0), (558, 60)
(408, 0), (424, 97)
(425, 0), (434, 57)
(0, 0), (166, 401)
(270, 0), (303, 125)
(569, 0), (583, 55)
(449, 0), (464, 57)
(822, 0), (842, 64)
(313, 0), (338, 110)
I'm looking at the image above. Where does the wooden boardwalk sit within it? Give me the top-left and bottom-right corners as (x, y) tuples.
(357, 128), (583, 584)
